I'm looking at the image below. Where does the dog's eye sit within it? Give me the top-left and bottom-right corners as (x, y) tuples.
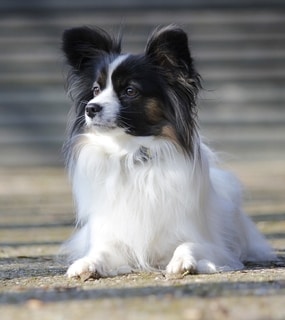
(125, 86), (138, 97)
(92, 84), (101, 96)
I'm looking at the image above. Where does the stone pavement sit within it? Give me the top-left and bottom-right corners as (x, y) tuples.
(1, 4), (285, 319)
(0, 160), (284, 320)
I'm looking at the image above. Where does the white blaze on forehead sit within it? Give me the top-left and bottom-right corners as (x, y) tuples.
(89, 54), (129, 103)
(86, 54), (129, 127)
(107, 54), (129, 87)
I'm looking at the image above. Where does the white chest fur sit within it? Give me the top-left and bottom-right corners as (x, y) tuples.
(70, 131), (208, 269)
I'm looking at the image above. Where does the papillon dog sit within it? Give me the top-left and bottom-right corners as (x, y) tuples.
(62, 25), (275, 278)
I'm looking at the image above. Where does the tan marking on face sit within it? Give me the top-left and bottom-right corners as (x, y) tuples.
(145, 98), (163, 123)
(161, 125), (179, 144)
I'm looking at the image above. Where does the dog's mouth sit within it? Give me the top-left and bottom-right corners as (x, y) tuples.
(85, 112), (136, 136)
(85, 115), (117, 130)
(89, 122), (117, 130)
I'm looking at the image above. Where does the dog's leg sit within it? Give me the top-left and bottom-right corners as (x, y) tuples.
(66, 247), (132, 278)
(166, 242), (243, 274)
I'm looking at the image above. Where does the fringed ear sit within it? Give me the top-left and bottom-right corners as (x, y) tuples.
(146, 25), (201, 156)
(62, 27), (121, 139)
(145, 25), (196, 77)
(62, 26), (121, 71)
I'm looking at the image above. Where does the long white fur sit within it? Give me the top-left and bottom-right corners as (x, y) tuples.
(65, 127), (275, 278)
(65, 54), (275, 278)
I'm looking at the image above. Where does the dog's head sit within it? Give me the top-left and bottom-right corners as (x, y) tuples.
(62, 25), (200, 155)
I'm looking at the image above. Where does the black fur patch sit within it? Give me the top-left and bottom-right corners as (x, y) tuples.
(62, 25), (201, 156)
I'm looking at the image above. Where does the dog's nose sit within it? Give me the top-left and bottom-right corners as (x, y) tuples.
(85, 103), (103, 118)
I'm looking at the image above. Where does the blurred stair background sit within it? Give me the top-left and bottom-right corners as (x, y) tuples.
(0, 0), (285, 166)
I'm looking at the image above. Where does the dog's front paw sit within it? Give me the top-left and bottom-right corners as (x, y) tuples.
(67, 257), (98, 279)
(166, 243), (217, 275)
(66, 256), (132, 279)
(166, 247), (197, 274)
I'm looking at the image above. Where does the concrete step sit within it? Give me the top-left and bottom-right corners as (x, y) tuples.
(0, 7), (284, 166)
(1, 86), (285, 122)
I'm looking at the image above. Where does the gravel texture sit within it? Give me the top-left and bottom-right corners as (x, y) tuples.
(0, 162), (285, 319)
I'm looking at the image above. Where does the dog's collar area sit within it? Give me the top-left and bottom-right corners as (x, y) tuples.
(136, 146), (153, 162)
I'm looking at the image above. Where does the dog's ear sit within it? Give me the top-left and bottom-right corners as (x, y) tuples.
(62, 26), (121, 71)
(145, 25), (195, 76)
(146, 26), (200, 156)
